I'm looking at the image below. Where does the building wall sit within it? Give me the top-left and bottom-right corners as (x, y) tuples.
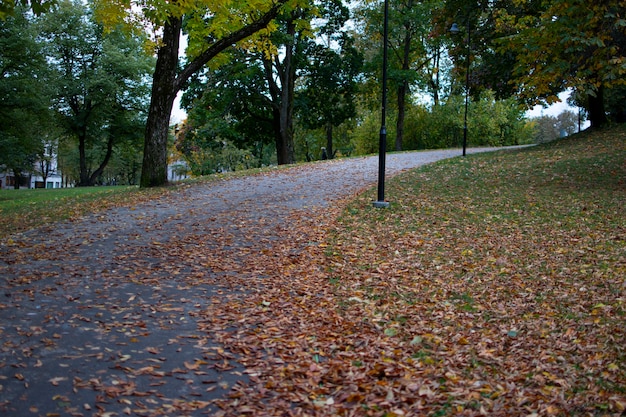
(30, 174), (63, 189)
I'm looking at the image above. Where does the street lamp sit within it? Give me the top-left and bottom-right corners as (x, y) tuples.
(373, 0), (390, 208)
(450, 21), (470, 156)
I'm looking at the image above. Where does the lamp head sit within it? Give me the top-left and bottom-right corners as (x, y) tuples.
(450, 23), (460, 34)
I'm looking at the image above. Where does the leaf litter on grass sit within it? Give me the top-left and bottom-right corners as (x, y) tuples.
(1, 130), (624, 416)
(205, 128), (625, 416)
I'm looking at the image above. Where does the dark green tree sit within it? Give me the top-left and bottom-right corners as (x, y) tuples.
(442, 0), (625, 128)
(0, 7), (50, 187)
(494, 0), (625, 127)
(0, 0), (55, 19)
(355, 0), (442, 151)
(178, 48), (275, 174)
(39, 0), (153, 186)
(297, 34), (363, 159)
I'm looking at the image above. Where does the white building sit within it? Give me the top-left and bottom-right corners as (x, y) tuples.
(0, 144), (65, 189)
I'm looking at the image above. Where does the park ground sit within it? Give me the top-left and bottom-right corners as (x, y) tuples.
(0, 125), (625, 416)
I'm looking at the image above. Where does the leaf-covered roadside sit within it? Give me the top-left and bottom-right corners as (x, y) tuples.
(205, 127), (625, 416)
(0, 166), (286, 239)
(0, 186), (168, 239)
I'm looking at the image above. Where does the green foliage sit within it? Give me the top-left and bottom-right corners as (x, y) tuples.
(403, 101), (458, 150)
(468, 90), (534, 146)
(0, 0), (56, 19)
(174, 112), (267, 176)
(351, 91), (533, 154)
(494, 0), (626, 108)
(350, 110), (391, 155)
(296, 28), (363, 157)
(294, 120), (356, 161)
(298, 38), (362, 132)
(177, 48), (276, 174)
(178, 136), (260, 176)
(529, 110), (582, 144)
(0, 7), (51, 178)
(38, 0), (154, 186)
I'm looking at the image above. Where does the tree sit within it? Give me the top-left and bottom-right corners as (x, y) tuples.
(260, 7), (313, 165)
(39, 0), (153, 186)
(0, 0), (55, 19)
(178, 48), (276, 172)
(493, 0), (626, 128)
(294, 0), (362, 159)
(298, 36), (362, 158)
(102, 0), (293, 187)
(0, 0), (296, 186)
(0, 7), (50, 187)
(181, 0), (353, 166)
(355, 0), (440, 151)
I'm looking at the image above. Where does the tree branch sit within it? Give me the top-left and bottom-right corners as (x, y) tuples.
(174, 1), (287, 93)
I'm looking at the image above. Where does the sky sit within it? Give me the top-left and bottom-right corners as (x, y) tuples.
(171, 92), (187, 124)
(526, 90), (578, 118)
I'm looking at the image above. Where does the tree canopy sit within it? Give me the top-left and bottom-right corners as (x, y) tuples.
(2, 0), (625, 187)
(0, 7), (50, 186)
(497, 0), (626, 101)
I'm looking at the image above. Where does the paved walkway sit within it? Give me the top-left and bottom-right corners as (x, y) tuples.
(0, 148), (516, 416)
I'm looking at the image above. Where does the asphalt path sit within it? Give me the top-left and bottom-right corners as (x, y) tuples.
(0, 147), (520, 416)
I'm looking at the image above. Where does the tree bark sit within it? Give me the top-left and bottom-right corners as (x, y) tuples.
(396, 81), (407, 151)
(89, 132), (116, 185)
(326, 122), (333, 159)
(263, 16), (297, 165)
(395, 24), (412, 152)
(277, 18), (297, 165)
(140, 17), (181, 188)
(78, 129), (89, 186)
(588, 85), (608, 128)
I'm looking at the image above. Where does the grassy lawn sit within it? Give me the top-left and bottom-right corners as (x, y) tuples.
(323, 125), (625, 414)
(0, 185), (170, 238)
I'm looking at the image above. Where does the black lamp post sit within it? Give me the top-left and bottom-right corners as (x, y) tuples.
(450, 21), (470, 156)
(373, 0), (390, 208)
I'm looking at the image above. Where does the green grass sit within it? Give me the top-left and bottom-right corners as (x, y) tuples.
(0, 185), (169, 238)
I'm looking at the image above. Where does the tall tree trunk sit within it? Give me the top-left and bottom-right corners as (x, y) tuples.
(395, 24), (412, 152)
(396, 81), (407, 151)
(326, 122), (333, 159)
(78, 128), (90, 186)
(140, 17), (181, 188)
(432, 48), (440, 107)
(12, 170), (21, 189)
(588, 85), (608, 128)
(277, 18), (297, 165)
(89, 133), (115, 185)
(263, 17), (297, 165)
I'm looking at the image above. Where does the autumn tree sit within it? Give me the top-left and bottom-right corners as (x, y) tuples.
(298, 37), (362, 159)
(180, 0), (355, 166)
(492, 0), (626, 128)
(294, 0), (362, 159)
(178, 48), (276, 173)
(355, 0), (441, 151)
(88, 0), (294, 187)
(2, 0), (294, 186)
(260, 8), (313, 165)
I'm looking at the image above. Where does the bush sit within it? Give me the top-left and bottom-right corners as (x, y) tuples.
(399, 90), (534, 152)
